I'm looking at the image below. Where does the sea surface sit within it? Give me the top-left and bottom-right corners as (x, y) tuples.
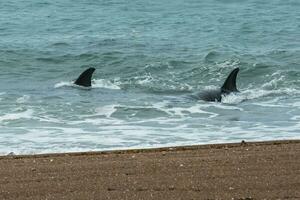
(0, 0), (300, 155)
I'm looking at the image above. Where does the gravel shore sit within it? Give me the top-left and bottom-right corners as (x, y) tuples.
(0, 140), (299, 200)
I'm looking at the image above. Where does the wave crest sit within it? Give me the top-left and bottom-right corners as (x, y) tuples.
(54, 79), (120, 90)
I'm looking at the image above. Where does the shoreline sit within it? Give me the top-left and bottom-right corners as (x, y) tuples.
(1, 139), (299, 199)
(1, 139), (298, 159)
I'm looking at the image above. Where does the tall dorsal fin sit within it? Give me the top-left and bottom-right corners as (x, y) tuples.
(74, 67), (96, 87)
(221, 68), (239, 93)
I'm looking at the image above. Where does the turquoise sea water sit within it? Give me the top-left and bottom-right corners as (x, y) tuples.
(0, 0), (299, 154)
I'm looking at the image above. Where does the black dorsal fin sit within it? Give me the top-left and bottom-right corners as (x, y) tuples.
(221, 68), (239, 93)
(74, 67), (96, 87)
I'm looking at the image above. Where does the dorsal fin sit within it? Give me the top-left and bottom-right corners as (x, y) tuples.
(221, 68), (239, 93)
(74, 67), (95, 87)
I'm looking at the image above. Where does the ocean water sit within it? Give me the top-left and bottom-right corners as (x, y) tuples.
(0, 0), (299, 155)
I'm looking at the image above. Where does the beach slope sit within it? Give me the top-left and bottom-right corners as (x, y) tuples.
(0, 140), (299, 200)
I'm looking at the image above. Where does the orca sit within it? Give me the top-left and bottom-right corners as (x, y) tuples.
(197, 68), (240, 102)
(74, 67), (96, 87)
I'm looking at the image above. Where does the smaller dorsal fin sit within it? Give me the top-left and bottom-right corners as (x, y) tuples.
(74, 67), (95, 87)
(221, 68), (239, 93)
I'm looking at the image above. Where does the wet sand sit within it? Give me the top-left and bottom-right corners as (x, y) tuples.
(0, 140), (299, 200)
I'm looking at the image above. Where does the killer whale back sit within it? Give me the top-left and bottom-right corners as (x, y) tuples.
(221, 68), (239, 94)
(197, 68), (240, 102)
(74, 67), (96, 87)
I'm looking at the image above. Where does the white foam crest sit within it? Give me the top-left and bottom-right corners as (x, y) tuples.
(207, 102), (244, 111)
(248, 88), (300, 99)
(0, 109), (34, 122)
(221, 93), (245, 104)
(93, 79), (120, 90)
(37, 115), (65, 123)
(152, 101), (217, 117)
(54, 79), (120, 90)
(1, 119), (300, 155)
(178, 83), (193, 91)
(16, 95), (30, 104)
(262, 76), (284, 89)
(175, 105), (218, 117)
(95, 105), (118, 117)
(136, 74), (153, 85)
(67, 109), (124, 126)
(216, 59), (240, 69)
(222, 87), (300, 104)
(54, 81), (73, 88)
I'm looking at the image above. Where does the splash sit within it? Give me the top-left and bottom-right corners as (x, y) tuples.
(93, 79), (121, 90)
(54, 81), (73, 88)
(221, 87), (300, 105)
(54, 79), (120, 90)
